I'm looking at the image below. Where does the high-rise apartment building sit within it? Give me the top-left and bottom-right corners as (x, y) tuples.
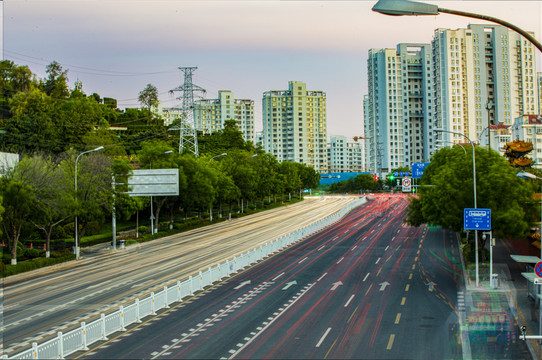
(365, 24), (538, 174)
(365, 44), (434, 176)
(263, 81), (328, 172)
(194, 90), (255, 143)
(152, 102), (183, 126)
(432, 25), (538, 145)
(328, 135), (364, 172)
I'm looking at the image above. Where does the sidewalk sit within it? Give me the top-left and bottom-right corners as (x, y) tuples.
(501, 237), (542, 359)
(459, 236), (541, 359)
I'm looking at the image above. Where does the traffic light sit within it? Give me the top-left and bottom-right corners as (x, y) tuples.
(388, 174), (395, 181)
(374, 175), (379, 181)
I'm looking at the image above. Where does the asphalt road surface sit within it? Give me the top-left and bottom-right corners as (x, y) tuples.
(73, 194), (467, 359)
(2, 195), (358, 356)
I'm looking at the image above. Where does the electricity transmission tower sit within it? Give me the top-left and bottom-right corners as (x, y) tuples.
(169, 67), (206, 156)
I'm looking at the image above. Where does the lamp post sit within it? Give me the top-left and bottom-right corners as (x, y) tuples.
(209, 153), (226, 220)
(372, 0), (542, 53)
(435, 129), (480, 287)
(211, 153), (227, 160)
(150, 150), (173, 235)
(436, 140), (467, 155)
(74, 146), (104, 260)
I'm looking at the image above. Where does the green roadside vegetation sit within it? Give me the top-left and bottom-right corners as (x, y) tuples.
(0, 60), (320, 278)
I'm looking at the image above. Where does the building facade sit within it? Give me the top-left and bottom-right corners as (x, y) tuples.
(263, 81), (328, 172)
(432, 25), (538, 146)
(194, 90), (255, 143)
(365, 24), (538, 174)
(328, 135), (364, 173)
(365, 44), (435, 176)
(512, 114), (542, 168)
(152, 103), (183, 126)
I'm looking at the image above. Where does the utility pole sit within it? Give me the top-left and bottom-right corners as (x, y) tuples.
(169, 67), (206, 156)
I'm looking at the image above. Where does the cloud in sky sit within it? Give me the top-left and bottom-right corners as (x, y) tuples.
(4, 0), (541, 137)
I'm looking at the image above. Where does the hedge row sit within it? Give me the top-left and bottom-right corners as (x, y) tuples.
(0, 252), (76, 278)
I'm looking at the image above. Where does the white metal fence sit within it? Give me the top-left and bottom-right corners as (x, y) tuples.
(8, 197), (365, 359)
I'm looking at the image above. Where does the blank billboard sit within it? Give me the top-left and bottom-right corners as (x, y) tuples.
(126, 169), (179, 197)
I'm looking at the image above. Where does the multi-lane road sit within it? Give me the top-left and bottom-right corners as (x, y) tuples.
(72, 194), (467, 359)
(2, 196), (358, 357)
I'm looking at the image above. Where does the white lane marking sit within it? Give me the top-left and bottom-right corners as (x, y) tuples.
(337, 257), (344, 264)
(375, 257), (381, 264)
(234, 281), (251, 290)
(272, 272), (285, 281)
(344, 295), (355, 307)
(385, 246), (389, 251)
(351, 245), (357, 251)
(317, 245), (325, 251)
(154, 282), (273, 359)
(363, 273), (370, 282)
(229, 283), (316, 359)
(298, 257), (308, 264)
(316, 328), (332, 348)
(317, 273), (327, 282)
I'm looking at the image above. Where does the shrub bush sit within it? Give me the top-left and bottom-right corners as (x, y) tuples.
(22, 248), (43, 259)
(138, 226), (148, 234)
(85, 221), (102, 236)
(1, 252), (76, 278)
(51, 225), (67, 240)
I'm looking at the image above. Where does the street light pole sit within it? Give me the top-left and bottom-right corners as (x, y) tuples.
(436, 140), (466, 155)
(74, 146), (104, 260)
(436, 129), (479, 287)
(149, 150), (173, 235)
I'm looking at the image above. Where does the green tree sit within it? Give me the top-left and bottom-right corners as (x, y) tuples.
(61, 150), (119, 247)
(16, 155), (72, 257)
(4, 88), (56, 154)
(279, 161), (302, 201)
(407, 146), (537, 262)
(219, 151), (258, 211)
(0, 176), (35, 265)
(138, 84), (159, 125)
(42, 61), (69, 99)
(177, 155), (217, 218)
(198, 119), (255, 156)
(0, 60), (34, 120)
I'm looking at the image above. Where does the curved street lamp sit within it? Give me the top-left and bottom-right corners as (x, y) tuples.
(372, 0), (542, 52)
(436, 139), (466, 155)
(211, 153), (227, 160)
(74, 146), (104, 260)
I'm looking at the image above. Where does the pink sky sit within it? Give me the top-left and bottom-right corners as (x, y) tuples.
(3, 0), (541, 138)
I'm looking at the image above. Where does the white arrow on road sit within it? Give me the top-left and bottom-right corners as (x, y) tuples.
(282, 281), (297, 290)
(428, 281), (437, 292)
(379, 281), (390, 291)
(234, 280), (251, 290)
(330, 281), (343, 291)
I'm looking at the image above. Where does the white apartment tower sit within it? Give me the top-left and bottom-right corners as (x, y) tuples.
(263, 81), (328, 172)
(366, 44), (435, 176)
(194, 90), (255, 143)
(432, 25), (538, 145)
(328, 135), (364, 172)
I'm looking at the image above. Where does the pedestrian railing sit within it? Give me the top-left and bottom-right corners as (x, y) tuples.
(8, 197), (366, 359)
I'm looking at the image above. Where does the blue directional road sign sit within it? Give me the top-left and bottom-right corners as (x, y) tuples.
(412, 162), (430, 179)
(464, 208), (491, 230)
